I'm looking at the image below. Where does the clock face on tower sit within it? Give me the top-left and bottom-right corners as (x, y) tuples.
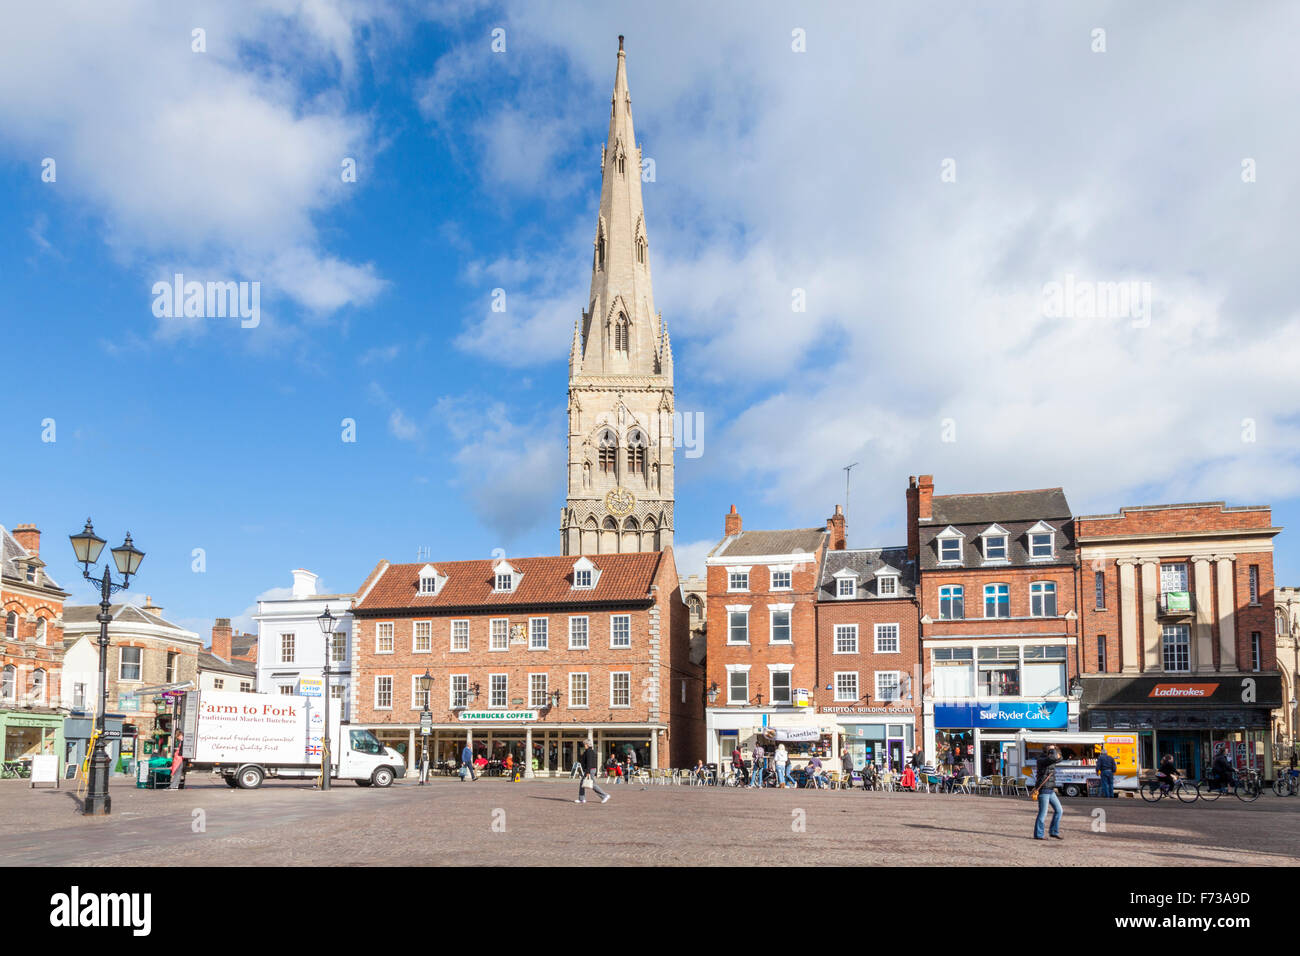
(604, 487), (636, 518)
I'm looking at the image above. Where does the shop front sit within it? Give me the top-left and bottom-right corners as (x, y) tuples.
(365, 713), (665, 776)
(926, 699), (1077, 773)
(709, 706), (916, 774)
(823, 705), (918, 772)
(1081, 674), (1283, 781)
(1, 708), (66, 772)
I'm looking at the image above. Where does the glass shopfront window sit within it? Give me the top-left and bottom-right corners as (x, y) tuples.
(934, 729), (975, 770)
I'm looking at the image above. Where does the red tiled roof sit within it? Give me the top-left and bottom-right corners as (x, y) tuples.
(354, 552), (664, 612)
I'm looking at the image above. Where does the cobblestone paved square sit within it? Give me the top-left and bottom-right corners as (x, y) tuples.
(3, 776), (1299, 866)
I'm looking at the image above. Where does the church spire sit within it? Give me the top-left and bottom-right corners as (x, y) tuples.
(582, 35), (658, 376)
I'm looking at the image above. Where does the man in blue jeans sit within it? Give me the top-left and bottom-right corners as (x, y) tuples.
(1096, 746), (1117, 799)
(461, 742), (477, 781)
(750, 744), (766, 788)
(1034, 745), (1063, 840)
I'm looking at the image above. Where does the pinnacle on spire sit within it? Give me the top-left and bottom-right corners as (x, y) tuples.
(569, 319), (583, 374)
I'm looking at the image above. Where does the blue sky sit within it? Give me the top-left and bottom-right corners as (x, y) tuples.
(3, 1), (1299, 637)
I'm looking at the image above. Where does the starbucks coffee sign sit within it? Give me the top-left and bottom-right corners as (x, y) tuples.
(457, 710), (538, 722)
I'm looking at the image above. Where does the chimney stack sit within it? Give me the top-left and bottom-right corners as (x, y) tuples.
(826, 504), (846, 551)
(141, 595), (164, 618)
(212, 618), (233, 659)
(12, 523), (40, 558)
(724, 505), (742, 537)
(291, 569), (319, 599)
(906, 474), (935, 561)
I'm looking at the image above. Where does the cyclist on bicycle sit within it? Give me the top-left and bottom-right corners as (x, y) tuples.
(1156, 753), (1178, 793)
(1207, 750), (1235, 793)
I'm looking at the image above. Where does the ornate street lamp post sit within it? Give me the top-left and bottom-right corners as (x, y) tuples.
(316, 606), (336, 791)
(419, 670), (433, 785)
(69, 519), (144, 816)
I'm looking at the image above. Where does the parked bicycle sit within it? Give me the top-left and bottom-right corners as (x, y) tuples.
(1139, 775), (1199, 803)
(1272, 768), (1299, 797)
(1198, 769), (1261, 803)
(0, 760), (31, 779)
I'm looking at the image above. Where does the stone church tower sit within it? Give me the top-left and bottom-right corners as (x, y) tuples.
(561, 37), (674, 556)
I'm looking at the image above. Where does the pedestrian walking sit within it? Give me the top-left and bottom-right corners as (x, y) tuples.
(461, 742), (477, 781)
(839, 747), (854, 790)
(1096, 745), (1117, 799)
(1032, 744), (1064, 841)
(576, 740), (611, 804)
(168, 734), (186, 790)
(750, 743), (766, 788)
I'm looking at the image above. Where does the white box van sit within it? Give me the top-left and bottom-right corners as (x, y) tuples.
(179, 690), (405, 790)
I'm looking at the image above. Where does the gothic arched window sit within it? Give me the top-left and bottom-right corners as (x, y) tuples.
(636, 233), (646, 265)
(4, 612), (14, 640)
(31, 668), (46, 705)
(0, 665), (14, 700)
(627, 428), (647, 477)
(615, 313), (629, 352)
(597, 428), (618, 474)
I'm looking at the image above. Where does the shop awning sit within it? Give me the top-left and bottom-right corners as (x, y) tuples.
(769, 727), (821, 742)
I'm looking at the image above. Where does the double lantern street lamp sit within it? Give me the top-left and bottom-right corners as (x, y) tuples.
(69, 519), (145, 816)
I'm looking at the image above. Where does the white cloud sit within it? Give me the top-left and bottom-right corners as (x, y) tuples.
(436, 396), (566, 543)
(671, 538), (716, 585)
(0, 1), (391, 327)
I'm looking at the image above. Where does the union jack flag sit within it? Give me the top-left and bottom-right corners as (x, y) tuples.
(306, 745), (321, 756)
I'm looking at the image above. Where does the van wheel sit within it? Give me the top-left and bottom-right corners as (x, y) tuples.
(1063, 784), (1081, 798)
(237, 766), (264, 790)
(372, 767), (395, 788)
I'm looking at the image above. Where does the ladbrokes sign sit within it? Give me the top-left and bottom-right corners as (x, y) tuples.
(1083, 675), (1281, 707)
(1148, 683), (1219, 699)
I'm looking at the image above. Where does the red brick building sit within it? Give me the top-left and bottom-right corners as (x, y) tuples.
(349, 550), (700, 774)
(1, 523), (70, 763)
(908, 476), (1080, 774)
(1074, 501), (1283, 778)
(702, 505), (830, 768)
(815, 544), (922, 772)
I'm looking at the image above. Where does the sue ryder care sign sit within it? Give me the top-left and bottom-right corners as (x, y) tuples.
(193, 691), (312, 764)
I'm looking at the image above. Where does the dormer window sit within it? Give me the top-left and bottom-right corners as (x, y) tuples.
(977, 524), (1010, 562)
(936, 526), (965, 565)
(571, 557), (599, 590)
(874, 563), (901, 597)
(417, 564), (442, 595)
(493, 560), (518, 593)
(25, 565), (36, 583)
(833, 569), (859, 599)
(1026, 522), (1057, 561)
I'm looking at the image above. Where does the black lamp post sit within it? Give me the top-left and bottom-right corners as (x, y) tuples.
(316, 606), (336, 791)
(69, 518), (144, 816)
(419, 670), (433, 785)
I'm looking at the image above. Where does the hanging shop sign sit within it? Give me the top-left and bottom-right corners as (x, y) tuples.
(934, 701), (1068, 729)
(298, 677), (323, 698)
